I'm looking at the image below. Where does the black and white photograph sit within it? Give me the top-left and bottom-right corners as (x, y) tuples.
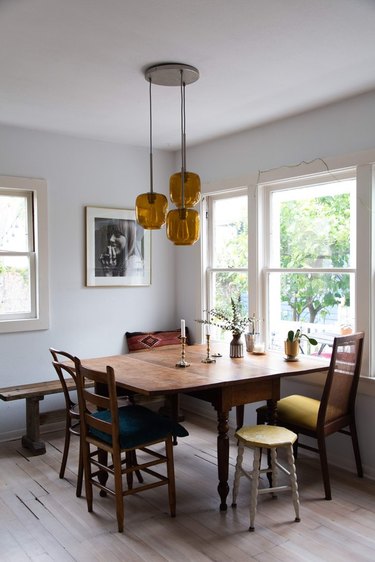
(86, 206), (151, 286)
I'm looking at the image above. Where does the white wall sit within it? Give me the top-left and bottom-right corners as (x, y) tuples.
(0, 124), (176, 439)
(179, 89), (375, 478)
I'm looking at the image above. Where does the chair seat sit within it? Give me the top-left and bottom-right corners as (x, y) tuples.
(277, 395), (320, 432)
(235, 424), (297, 448)
(90, 404), (189, 449)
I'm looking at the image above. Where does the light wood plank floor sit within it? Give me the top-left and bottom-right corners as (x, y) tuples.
(1, 413), (375, 561)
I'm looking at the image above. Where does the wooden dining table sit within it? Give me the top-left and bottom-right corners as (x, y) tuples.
(79, 343), (329, 510)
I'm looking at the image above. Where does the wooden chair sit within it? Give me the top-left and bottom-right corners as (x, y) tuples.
(232, 424), (300, 532)
(50, 348), (83, 497)
(259, 332), (364, 500)
(74, 357), (189, 533)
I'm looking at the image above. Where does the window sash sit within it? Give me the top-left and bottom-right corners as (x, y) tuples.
(0, 176), (48, 333)
(204, 189), (248, 313)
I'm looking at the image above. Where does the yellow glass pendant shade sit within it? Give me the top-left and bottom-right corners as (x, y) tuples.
(166, 208), (200, 245)
(135, 192), (168, 229)
(169, 171), (201, 207)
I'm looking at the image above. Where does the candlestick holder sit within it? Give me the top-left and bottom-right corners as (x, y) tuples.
(201, 333), (216, 363)
(176, 336), (190, 367)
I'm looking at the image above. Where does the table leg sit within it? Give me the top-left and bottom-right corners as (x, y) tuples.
(235, 405), (244, 431)
(164, 394), (179, 445)
(217, 409), (230, 511)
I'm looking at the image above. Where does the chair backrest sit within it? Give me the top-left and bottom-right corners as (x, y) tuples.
(318, 332), (364, 427)
(49, 348), (77, 410)
(74, 357), (120, 452)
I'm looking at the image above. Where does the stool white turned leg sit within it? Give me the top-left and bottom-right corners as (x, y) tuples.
(249, 447), (261, 531)
(231, 443), (244, 508)
(232, 425), (301, 532)
(270, 447), (278, 498)
(287, 443), (301, 522)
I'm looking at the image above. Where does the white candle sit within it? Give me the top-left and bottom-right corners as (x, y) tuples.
(181, 319), (186, 338)
(205, 323), (210, 336)
(253, 342), (265, 353)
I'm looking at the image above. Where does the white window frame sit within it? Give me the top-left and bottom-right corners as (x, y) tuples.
(0, 176), (49, 333)
(201, 158), (374, 380)
(202, 188), (249, 320)
(261, 167), (357, 352)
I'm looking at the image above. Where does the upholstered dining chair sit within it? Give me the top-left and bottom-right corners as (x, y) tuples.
(257, 332), (364, 500)
(74, 357), (189, 533)
(50, 348), (83, 497)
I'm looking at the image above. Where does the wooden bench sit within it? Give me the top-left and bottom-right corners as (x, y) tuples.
(0, 379), (88, 455)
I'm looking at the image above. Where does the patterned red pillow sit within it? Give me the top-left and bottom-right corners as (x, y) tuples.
(125, 328), (190, 352)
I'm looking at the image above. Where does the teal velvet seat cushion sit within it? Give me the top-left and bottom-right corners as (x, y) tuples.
(89, 404), (189, 449)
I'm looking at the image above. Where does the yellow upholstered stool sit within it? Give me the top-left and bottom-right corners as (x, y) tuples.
(232, 424), (300, 532)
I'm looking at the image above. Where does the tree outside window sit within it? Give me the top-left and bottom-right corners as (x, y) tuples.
(268, 178), (356, 355)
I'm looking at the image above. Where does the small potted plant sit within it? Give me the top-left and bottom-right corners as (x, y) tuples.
(285, 328), (318, 359)
(196, 296), (250, 358)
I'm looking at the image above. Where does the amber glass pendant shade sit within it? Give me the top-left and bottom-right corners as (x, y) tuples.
(170, 171), (201, 207)
(166, 208), (200, 245)
(135, 192), (168, 229)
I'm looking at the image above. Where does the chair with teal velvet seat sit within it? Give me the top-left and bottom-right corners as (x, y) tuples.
(74, 357), (189, 533)
(257, 332), (364, 500)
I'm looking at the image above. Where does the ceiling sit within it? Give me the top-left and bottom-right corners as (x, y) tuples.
(1, 0), (375, 150)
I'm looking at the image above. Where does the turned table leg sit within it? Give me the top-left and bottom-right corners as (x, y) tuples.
(217, 409), (230, 511)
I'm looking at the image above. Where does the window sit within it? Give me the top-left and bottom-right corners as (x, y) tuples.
(202, 162), (375, 376)
(203, 189), (248, 340)
(262, 169), (356, 357)
(0, 176), (48, 333)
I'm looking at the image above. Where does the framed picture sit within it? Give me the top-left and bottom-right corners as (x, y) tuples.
(86, 206), (151, 287)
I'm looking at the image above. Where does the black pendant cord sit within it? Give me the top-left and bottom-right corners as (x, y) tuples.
(149, 77), (154, 197)
(180, 70), (186, 210)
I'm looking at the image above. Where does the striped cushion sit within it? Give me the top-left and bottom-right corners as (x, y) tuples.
(89, 404), (189, 449)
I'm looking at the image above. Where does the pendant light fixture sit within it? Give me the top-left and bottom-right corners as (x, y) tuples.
(136, 63), (201, 245)
(135, 76), (168, 229)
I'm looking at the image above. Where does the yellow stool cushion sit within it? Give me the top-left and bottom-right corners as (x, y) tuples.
(277, 394), (320, 432)
(235, 424), (297, 448)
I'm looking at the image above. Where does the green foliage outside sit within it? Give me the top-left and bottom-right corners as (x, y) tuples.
(213, 190), (351, 327)
(280, 193), (350, 323)
(214, 218), (248, 316)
